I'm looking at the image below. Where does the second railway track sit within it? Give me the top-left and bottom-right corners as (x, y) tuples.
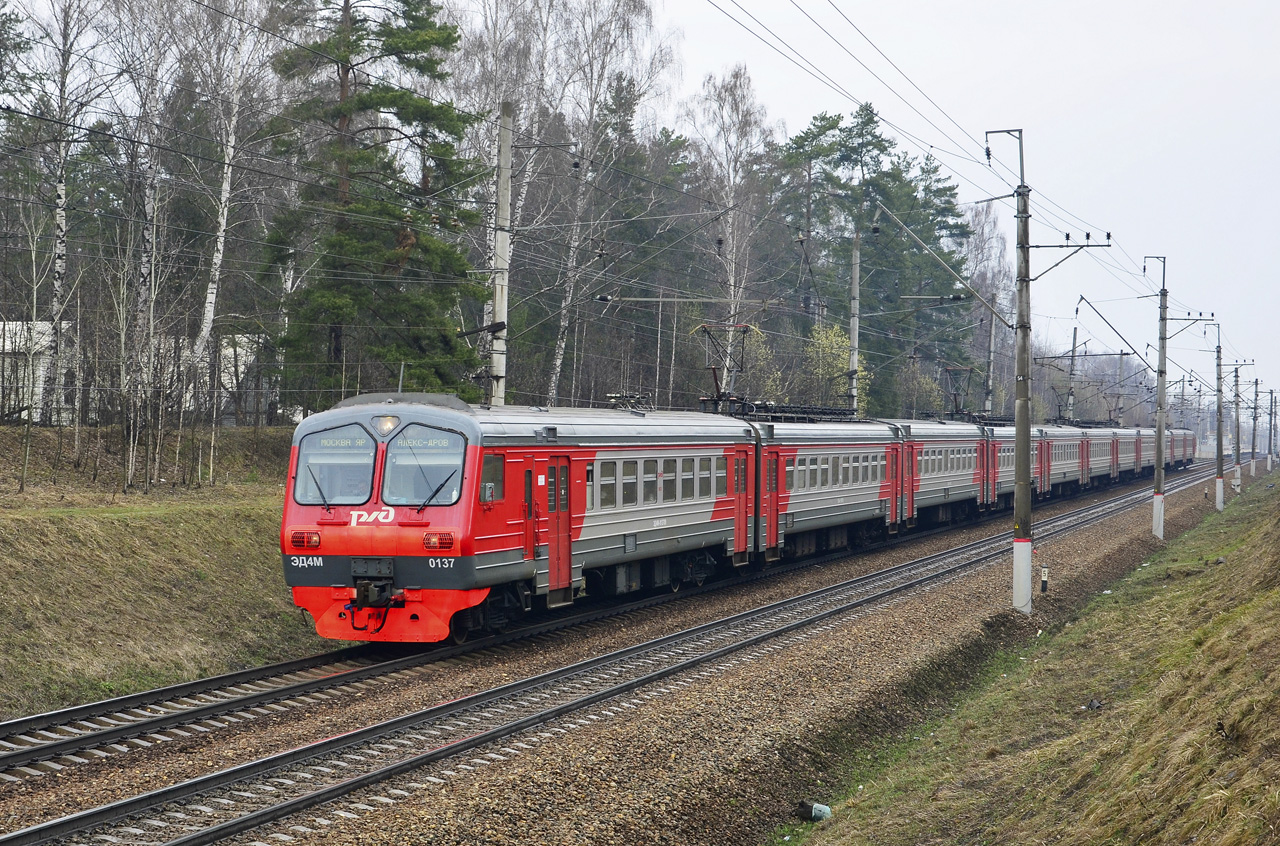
(0, 467), (1216, 846)
(0, 468), (1198, 778)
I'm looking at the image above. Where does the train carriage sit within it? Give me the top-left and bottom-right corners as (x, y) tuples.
(891, 420), (988, 526)
(1135, 427), (1157, 473)
(1085, 428), (1118, 484)
(282, 393), (1200, 644)
(987, 425), (1018, 505)
(281, 394), (757, 642)
(760, 420), (901, 558)
(1040, 425), (1087, 496)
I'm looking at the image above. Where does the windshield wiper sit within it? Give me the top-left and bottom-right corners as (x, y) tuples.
(417, 469), (458, 513)
(307, 465), (332, 513)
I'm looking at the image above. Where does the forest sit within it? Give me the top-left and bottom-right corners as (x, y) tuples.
(0, 0), (1168, 488)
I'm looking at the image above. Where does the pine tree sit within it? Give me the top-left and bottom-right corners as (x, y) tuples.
(269, 0), (483, 413)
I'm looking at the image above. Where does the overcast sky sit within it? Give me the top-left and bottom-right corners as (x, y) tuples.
(652, 0), (1280, 426)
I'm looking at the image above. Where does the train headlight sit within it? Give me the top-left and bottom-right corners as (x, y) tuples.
(371, 415), (400, 436)
(291, 531), (321, 549)
(423, 531), (455, 550)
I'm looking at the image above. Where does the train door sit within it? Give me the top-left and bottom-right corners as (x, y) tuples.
(988, 441), (999, 504)
(976, 441), (987, 507)
(760, 448), (781, 559)
(1036, 440), (1048, 494)
(522, 454), (536, 559)
(732, 448), (751, 562)
(545, 456), (573, 604)
(902, 443), (918, 525)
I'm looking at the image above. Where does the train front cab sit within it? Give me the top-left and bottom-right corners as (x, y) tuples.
(281, 403), (492, 643)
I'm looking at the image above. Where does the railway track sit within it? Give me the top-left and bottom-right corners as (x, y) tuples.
(0, 468), (1207, 780)
(0, 467), (1216, 846)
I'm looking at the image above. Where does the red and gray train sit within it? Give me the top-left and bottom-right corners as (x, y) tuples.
(280, 393), (1195, 643)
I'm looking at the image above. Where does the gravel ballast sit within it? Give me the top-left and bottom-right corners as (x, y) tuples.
(0, 478), (1224, 844)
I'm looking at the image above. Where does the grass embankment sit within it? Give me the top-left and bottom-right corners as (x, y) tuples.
(784, 472), (1280, 846)
(0, 425), (335, 720)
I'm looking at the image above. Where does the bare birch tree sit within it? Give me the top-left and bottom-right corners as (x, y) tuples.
(19, 0), (111, 426)
(682, 65), (774, 398)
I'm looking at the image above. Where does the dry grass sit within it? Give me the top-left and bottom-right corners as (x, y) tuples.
(0, 423), (333, 719)
(0, 423), (293, 508)
(794, 473), (1280, 846)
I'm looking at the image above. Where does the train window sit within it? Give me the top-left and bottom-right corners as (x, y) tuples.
(715, 456), (728, 497)
(820, 457), (830, 488)
(769, 458), (778, 493)
(663, 459), (677, 502)
(381, 423), (465, 508)
(795, 457), (805, 490)
(808, 457), (818, 489)
(681, 458), (695, 500)
(840, 456), (850, 486)
(479, 454), (505, 502)
(525, 469), (533, 518)
(599, 461), (616, 509)
(295, 424), (377, 506)
(586, 465), (595, 511)
(547, 465), (558, 513)
(559, 463), (569, 512)
(860, 454), (869, 483)
(622, 460), (638, 506)
(699, 457), (713, 498)
(643, 459), (658, 505)
(785, 457), (795, 492)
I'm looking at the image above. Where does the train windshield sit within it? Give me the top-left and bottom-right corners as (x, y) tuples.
(294, 424), (377, 506)
(382, 424), (466, 508)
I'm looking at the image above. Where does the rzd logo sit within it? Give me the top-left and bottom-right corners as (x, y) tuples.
(350, 506), (395, 526)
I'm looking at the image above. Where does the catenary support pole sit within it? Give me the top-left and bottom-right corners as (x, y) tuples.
(984, 303), (997, 415)
(1215, 329), (1224, 510)
(849, 225), (861, 414)
(1013, 155), (1034, 612)
(1149, 260), (1167, 540)
(1066, 326), (1078, 421)
(488, 101), (513, 406)
(1233, 367), (1241, 491)
(1250, 378), (1258, 475)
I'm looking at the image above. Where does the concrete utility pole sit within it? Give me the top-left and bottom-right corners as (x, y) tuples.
(1212, 325), (1224, 510)
(1270, 389), (1276, 472)
(986, 128), (1107, 614)
(1250, 378), (1259, 475)
(488, 101), (514, 406)
(1233, 367), (1242, 492)
(1007, 133), (1035, 614)
(849, 225), (861, 414)
(983, 309), (997, 415)
(1146, 257), (1167, 540)
(1066, 325), (1078, 421)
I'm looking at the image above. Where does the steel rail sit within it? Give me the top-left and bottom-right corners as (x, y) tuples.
(0, 466), (1206, 774)
(1, 465), (1216, 846)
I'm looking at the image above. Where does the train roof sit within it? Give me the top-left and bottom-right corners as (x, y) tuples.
(754, 419), (901, 444)
(303, 393), (757, 447)
(880, 419), (987, 441)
